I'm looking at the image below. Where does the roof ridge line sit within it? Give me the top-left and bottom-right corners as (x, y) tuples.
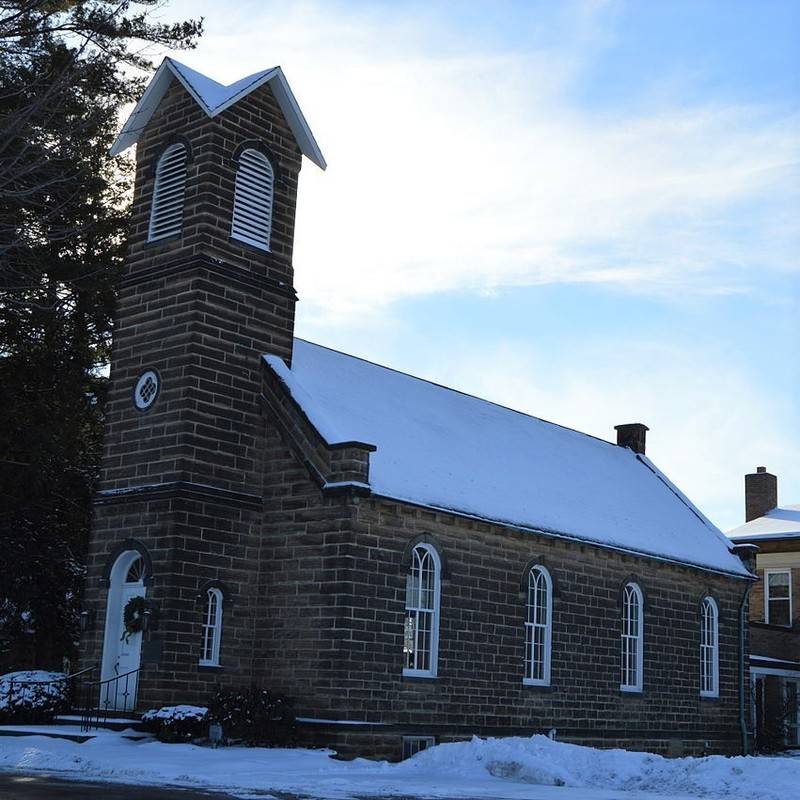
(208, 67), (280, 115)
(110, 59), (326, 168)
(293, 337), (620, 451)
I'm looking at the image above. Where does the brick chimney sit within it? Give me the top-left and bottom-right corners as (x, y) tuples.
(745, 466), (777, 522)
(614, 423), (649, 455)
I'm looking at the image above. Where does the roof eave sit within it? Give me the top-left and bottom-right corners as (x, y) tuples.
(109, 60), (326, 170)
(109, 59), (175, 157)
(728, 532), (800, 544)
(366, 489), (755, 581)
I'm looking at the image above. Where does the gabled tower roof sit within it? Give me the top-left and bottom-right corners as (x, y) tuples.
(110, 57), (326, 169)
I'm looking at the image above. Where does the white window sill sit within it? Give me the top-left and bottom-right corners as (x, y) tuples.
(700, 690), (719, 699)
(620, 685), (643, 694)
(522, 678), (551, 687)
(402, 668), (437, 679)
(199, 660), (220, 668)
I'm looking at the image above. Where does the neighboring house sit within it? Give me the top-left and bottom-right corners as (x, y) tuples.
(728, 468), (800, 750)
(78, 58), (754, 760)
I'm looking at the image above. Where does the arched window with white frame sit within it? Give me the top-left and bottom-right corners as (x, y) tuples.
(200, 587), (223, 667)
(148, 142), (187, 242)
(403, 543), (441, 677)
(621, 582), (644, 692)
(700, 596), (719, 697)
(524, 565), (552, 685)
(230, 148), (275, 251)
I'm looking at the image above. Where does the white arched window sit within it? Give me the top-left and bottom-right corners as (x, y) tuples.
(230, 148), (274, 251)
(199, 588), (223, 667)
(148, 142), (187, 242)
(621, 582), (644, 692)
(700, 596), (719, 697)
(403, 544), (441, 677)
(524, 565), (552, 686)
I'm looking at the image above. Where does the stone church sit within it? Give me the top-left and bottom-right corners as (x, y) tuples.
(79, 58), (754, 759)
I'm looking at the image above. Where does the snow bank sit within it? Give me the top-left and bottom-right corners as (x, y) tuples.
(0, 731), (796, 799)
(397, 735), (800, 799)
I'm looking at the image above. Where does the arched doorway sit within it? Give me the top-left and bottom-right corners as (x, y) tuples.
(100, 550), (147, 711)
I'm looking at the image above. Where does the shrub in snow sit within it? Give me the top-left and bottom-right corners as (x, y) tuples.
(0, 670), (68, 723)
(140, 705), (209, 743)
(208, 685), (295, 747)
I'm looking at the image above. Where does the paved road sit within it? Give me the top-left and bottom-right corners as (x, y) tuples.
(0, 773), (269, 799)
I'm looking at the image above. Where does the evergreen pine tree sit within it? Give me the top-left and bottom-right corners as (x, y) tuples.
(0, 1), (202, 669)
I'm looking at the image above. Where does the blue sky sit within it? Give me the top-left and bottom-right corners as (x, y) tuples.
(164, 0), (798, 530)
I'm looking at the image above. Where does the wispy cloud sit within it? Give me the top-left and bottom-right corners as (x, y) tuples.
(159, 0), (798, 525)
(165, 0), (799, 319)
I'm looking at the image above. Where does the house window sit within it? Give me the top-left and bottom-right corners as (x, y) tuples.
(402, 736), (436, 760)
(230, 148), (274, 251)
(620, 582), (644, 692)
(523, 565), (552, 686)
(765, 569), (792, 627)
(700, 597), (719, 698)
(403, 544), (441, 677)
(200, 588), (223, 666)
(148, 142), (187, 241)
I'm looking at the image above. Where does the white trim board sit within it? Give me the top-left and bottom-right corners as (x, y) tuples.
(757, 553), (800, 569)
(110, 58), (326, 170)
(751, 667), (800, 678)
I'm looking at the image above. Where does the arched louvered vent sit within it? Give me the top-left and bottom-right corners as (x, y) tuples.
(231, 149), (274, 251)
(148, 143), (187, 242)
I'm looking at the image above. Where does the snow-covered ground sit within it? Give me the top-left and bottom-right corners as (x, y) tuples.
(0, 730), (797, 800)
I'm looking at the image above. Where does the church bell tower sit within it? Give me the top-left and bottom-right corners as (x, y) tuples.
(79, 58), (325, 708)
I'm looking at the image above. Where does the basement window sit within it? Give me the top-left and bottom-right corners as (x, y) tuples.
(402, 736), (435, 760)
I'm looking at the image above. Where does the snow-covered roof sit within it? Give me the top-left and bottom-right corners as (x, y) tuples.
(264, 340), (750, 578)
(110, 58), (326, 169)
(727, 506), (800, 542)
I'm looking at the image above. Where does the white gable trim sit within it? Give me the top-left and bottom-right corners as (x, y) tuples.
(110, 58), (326, 170)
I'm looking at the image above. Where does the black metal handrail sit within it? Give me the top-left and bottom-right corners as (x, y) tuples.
(79, 667), (141, 732)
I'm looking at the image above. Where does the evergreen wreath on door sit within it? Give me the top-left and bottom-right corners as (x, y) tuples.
(121, 596), (147, 642)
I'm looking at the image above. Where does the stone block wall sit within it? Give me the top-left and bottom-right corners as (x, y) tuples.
(283, 495), (751, 759)
(80, 489), (263, 707)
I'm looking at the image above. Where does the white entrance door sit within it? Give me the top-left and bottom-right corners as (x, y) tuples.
(101, 553), (146, 713)
(110, 583), (144, 710)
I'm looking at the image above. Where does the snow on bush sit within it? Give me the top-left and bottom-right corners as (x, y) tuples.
(0, 671), (67, 722)
(141, 705), (208, 743)
(141, 705), (208, 723)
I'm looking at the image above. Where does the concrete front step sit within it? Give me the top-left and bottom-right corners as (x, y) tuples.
(0, 725), (94, 743)
(0, 722), (149, 743)
(54, 713), (145, 732)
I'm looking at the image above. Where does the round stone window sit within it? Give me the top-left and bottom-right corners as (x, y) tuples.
(133, 370), (160, 411)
